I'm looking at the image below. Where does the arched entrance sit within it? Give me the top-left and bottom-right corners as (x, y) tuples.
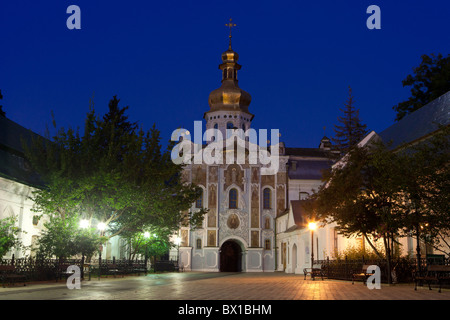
(219, 240), (242, 272)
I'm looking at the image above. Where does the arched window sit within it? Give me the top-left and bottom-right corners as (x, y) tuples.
(263, 188), (271, 209)
(196, 189), (203, 208)
(226, 122), (234, 138)
(229, 188), (238, 209)
(196, 238), (202, 249)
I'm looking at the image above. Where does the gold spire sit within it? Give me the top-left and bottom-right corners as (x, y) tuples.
(225, 18), (236, 49)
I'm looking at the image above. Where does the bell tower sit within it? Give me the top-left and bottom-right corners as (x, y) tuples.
(204, 19), (254, 142)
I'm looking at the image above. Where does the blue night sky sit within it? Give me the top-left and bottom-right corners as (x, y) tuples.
(1, 1), (449, 149)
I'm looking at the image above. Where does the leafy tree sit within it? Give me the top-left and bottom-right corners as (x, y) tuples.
(0, 216), (23, 259)
(308, 143), (406, 283)
(0, 89), (5, 117)
(396, 126), (450, 259)
(34, 214), (104, 261)
(393, 53), (450, 121)
(125, 228), (172, 263)
(331, 86), (368, 155)
(24, 96), (206, 250)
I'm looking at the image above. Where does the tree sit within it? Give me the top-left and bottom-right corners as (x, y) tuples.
(24, 96), (206, 250)
(397, 126), (450, 260)
(0, 90), (5, 117)
(331, 86), (368, 155)
(0, 216), (23, 259)
(33, 214), (104, 261)
(308, 143), (406, 283)
(393, 53), (450, 121)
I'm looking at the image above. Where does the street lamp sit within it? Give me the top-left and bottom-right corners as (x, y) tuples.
(308, 222), (317, 267)
(79, 219), (90, 229)
(174, 236), (182, 266)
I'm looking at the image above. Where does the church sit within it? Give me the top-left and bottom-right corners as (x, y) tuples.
(172, 30), (336, 272)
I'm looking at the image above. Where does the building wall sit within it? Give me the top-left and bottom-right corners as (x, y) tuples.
(0, 176), (45, 259)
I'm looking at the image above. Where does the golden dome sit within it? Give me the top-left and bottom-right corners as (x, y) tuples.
(208, 80), (252, 113)
(207, 47), (252, 113)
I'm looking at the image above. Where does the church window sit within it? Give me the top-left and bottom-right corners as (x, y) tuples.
(214, 123), (218, 129)
(229, 188), (238, 209)
(196, 189), (203, 208)
(196, 238), (202, 249)
(263, 188), (271, 209)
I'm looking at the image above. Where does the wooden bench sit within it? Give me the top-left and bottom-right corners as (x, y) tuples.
(0, 265), (27, 287)
(105, 264), (126, 278)
(130, 263), (147, 276)
(352, 265), (373, 285)
(303, 264), (324, 280)
(413, 265), (450, 293)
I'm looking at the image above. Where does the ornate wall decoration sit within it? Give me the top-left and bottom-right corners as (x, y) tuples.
(207, 208), (217, 228)
(208, 166), (218, 183)
(261, 174), (275, 188)
(251, 231), (259, 247)
(276, 172), (287, 184)
(223, 164), (244, 191)
(207, 230), (216, 247)
(251, 184), (259, 228)
(192, 165), (207, 187)
(251, 167), (259, 183)
(219, 209), (248, 245)
(181, 229), (189, 247)
(208, 184), (217, 208)
(227, 213), (240, 229)
(276, 184), (286, 216)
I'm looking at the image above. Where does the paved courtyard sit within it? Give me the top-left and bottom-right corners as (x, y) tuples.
(0, 271), (449, 301)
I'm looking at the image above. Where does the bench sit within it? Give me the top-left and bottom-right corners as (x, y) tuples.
(352, 265), (373, 285)
(129, 263), (147, 276)
(0, 265), (27, 287)
(105, 264), (126, 278)
(303, 264), (324, 280)
(413, 265), (450, 293)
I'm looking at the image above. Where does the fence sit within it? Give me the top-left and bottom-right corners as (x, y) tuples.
(315, 255), (450, 284)
(0, 256), (149, 281)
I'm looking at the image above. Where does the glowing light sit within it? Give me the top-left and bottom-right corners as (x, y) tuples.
(308, 222), (317, 231)
(97, 222), (107, 231)
(79, 219), (90, 229)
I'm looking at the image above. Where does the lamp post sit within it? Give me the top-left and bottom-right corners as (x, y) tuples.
(174, 236), (182, 268)
(308, 222), (317, 268)
(79, 219), (90, 279)
(97, 222), (106, 280)
(144, 232), (150, 271)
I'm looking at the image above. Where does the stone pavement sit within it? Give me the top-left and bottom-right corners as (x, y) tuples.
(0, 271), (449, 301)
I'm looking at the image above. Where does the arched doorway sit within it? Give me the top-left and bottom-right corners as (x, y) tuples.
(219, 240), (242, 272)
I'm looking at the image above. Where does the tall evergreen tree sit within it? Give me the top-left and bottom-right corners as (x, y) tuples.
(24, 96), (206, 246)
(331, 86), (368, 154)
